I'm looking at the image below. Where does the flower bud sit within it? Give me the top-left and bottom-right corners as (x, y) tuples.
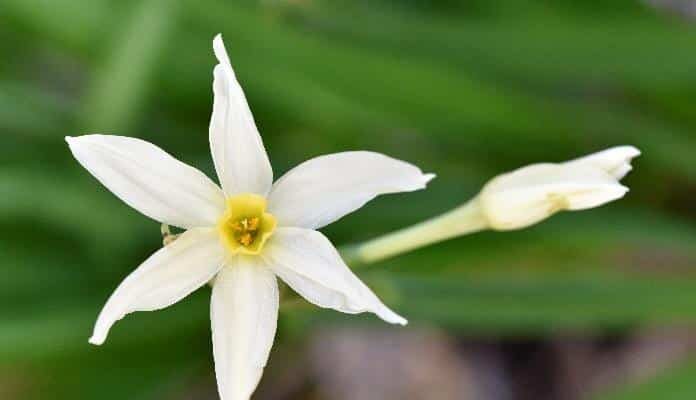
(478, 146), (640, 230)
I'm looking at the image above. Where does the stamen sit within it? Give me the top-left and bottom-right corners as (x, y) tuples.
(239, 232), (253, 246)
(247, 217), (260, 230)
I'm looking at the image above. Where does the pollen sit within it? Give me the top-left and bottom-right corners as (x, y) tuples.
(217, 193), (277, 255)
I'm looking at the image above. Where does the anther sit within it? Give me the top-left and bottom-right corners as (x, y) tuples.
(240, 233), (253, 246)
(247, 217), (260, 230)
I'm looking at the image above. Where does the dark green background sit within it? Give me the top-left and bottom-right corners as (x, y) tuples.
(1, 1), (695, 399)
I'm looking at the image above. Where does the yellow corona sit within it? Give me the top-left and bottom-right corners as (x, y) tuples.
(217, 193), (277, 255)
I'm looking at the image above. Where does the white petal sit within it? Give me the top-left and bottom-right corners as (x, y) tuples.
(66, 134), (225, 229)
(211, 257), (279, 400)
(564, 145), (641, 179)
(209, 34), (273, 196)
(479, 163), (628, 230)
(89, 228), (224, 345)
(267, 151), (434, 229)
(264, 227), (407, 325)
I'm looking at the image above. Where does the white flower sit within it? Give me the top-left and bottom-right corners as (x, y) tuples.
(67, 34), (433, 400)
(478, 146), (640, 230)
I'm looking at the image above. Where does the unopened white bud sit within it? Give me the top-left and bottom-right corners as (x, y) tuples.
(478, 146), (640, 230)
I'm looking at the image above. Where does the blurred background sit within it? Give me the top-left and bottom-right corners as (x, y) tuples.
(2, 0), (696, 399)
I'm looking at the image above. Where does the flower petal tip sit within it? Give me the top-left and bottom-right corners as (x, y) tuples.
(65, 136), (81, 148)
(600, 145), (641, 159)
(619, 145), (641, 158)
(604, 184), (630, 203)
(382, 311), (408, 326)
(66, 135), (92, 146)
(88, 335), (104, 346)
(65, 136), (81, 154)
(212, 34), (222, 51)
(423, 173), (437, 185)
(212, 34), (230, 66)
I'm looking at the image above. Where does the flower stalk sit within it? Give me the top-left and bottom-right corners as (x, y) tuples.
(344, 198), (488, 266)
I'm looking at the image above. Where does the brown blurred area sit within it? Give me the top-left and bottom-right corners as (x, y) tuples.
(170, 326), (696, 400)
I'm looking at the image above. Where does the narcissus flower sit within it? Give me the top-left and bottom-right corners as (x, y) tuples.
(67, 34), (433, 400)
(478, 146), (640, 230)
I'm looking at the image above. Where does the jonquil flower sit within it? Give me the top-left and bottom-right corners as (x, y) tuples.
(67, 34), (433, 400)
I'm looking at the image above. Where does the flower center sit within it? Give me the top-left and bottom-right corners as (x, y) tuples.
(217, 193), (276, 255)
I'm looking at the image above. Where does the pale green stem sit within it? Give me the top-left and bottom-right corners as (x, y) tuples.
(343, 198), (489, 266)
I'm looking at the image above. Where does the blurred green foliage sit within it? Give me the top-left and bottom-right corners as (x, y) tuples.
(1, 0), (695, 398)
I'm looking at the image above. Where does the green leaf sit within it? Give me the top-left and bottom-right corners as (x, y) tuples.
(81, 0), (178, 132)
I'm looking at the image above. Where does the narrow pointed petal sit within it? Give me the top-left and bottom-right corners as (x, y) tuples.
(209, 34), (273, 196)
(564, 145), (641, 179)
(211, 258), (279, 400)
(267, 151), (434, 229)
(89, 228), (224, 345)
(265, 227), (407, 325)
(66, 134), (225, 229)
